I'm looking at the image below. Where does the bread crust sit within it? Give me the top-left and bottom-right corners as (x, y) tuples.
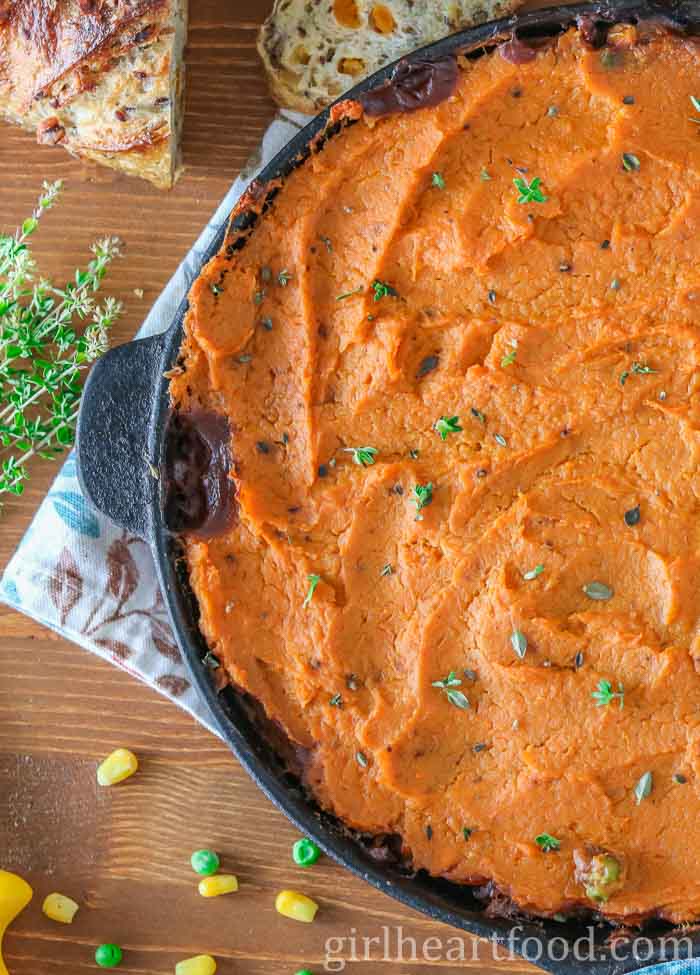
(0, 0), (187, 189)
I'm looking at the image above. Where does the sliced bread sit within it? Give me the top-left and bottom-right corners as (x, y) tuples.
(258, 0), (525, 114)
(0, 0), (188, 189)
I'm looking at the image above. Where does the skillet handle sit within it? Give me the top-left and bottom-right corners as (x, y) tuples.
(76, 332), (167, 541)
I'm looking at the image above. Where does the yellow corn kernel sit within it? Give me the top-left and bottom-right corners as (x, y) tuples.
(275, 889), (319, 923)
(175, 955), (217, 975)
(42, 892), (79, 924)
(97, 748), (138, 786)
(0, 870), (33, 975)
(197, 875), (238, 898)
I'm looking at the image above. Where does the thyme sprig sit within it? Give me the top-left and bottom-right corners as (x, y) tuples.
(0, 181), (122, 508)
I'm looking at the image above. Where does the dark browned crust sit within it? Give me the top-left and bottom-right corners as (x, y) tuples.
(0, 0), (170, 107)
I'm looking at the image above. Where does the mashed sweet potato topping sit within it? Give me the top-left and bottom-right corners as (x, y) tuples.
(169, 23), (700, 921)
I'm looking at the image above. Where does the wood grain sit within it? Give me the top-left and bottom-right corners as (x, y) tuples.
(0, 3), (541, 973)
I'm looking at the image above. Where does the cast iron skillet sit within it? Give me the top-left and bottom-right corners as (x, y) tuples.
(76, 2), (700, 971)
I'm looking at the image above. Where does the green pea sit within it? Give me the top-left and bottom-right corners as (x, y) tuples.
(292, 838), (321, 868)
(95, 943), (123, 968)
(190, 849), (220, 876)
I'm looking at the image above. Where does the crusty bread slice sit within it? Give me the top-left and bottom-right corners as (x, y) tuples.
(258, 0), (525, 114)
(0, 0), (188, 190)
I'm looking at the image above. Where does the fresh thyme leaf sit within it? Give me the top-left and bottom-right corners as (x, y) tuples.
(621, 152), (640, 172)
(547, 105), (559, 117)
(0, 181), (121, 509)
(260, 317), (273, 331)
(673, 773), (687, 784)
(463, 827), (473, 840)
(446, 689), (470, 709)
(471, 407), (486, 424)
(336, 286), (363, 301)
(523, 564), (544, 581)
(634, 770), (653, 805)
(409, 448), (420, 459)
(624, 504), (640, 527)
(501, 343), (518, 368)
(432, 671), (462, 689)
(432, 672), (469, 709)
(493, 433), (508, 447)
(535, 833), (561, 852)
(319, 235), (333, 252)
(513, 176), (547, 205)
(480, 168), (492, 181)
(583, 581), (613, 601)
(511, 629), (528, 659)
(343, 445), (378, 467)
(620, 361), (656, 386)
(253, 289), (266, 305)
(277, 268), (292, 286)
(592, 679), (625, 709)
(488, 289), (497, 304)
(434, 415), (462, 441)
(303, 573), (321, 608)
(330, 693), (343, 708)
(356, 751), (368, 768)
(432, 171), (446, 189)
(380, 563), (393, 577)
(692, 96), (700, 113)
(372, 279), (398, 302)
(210, 282), (223, 295)
(411, 482), (433, 520)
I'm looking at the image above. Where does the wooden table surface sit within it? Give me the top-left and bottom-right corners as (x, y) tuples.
(0, 4), (537, 973)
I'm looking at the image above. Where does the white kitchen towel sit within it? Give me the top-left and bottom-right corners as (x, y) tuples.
(0, 111), (309, 735)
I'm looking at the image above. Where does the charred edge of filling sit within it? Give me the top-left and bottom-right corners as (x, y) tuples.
(358, 56), (459, 117)
(163, 410), (236, 537)
(220, 683), (418, 874)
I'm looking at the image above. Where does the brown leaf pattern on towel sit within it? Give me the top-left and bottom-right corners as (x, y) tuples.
(156, 674), (190, 697)
(45, 527), (193, 705)
(49, 547), (83, 625)
(106, 537), (139, 605)
(94, 637), (132, 661)
(152, 629), (180, 662)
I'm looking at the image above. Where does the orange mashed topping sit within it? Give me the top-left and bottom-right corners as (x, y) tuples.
(170, 25), (700, 921)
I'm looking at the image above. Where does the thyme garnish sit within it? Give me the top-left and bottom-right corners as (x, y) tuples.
(0, 181), (122, 508)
